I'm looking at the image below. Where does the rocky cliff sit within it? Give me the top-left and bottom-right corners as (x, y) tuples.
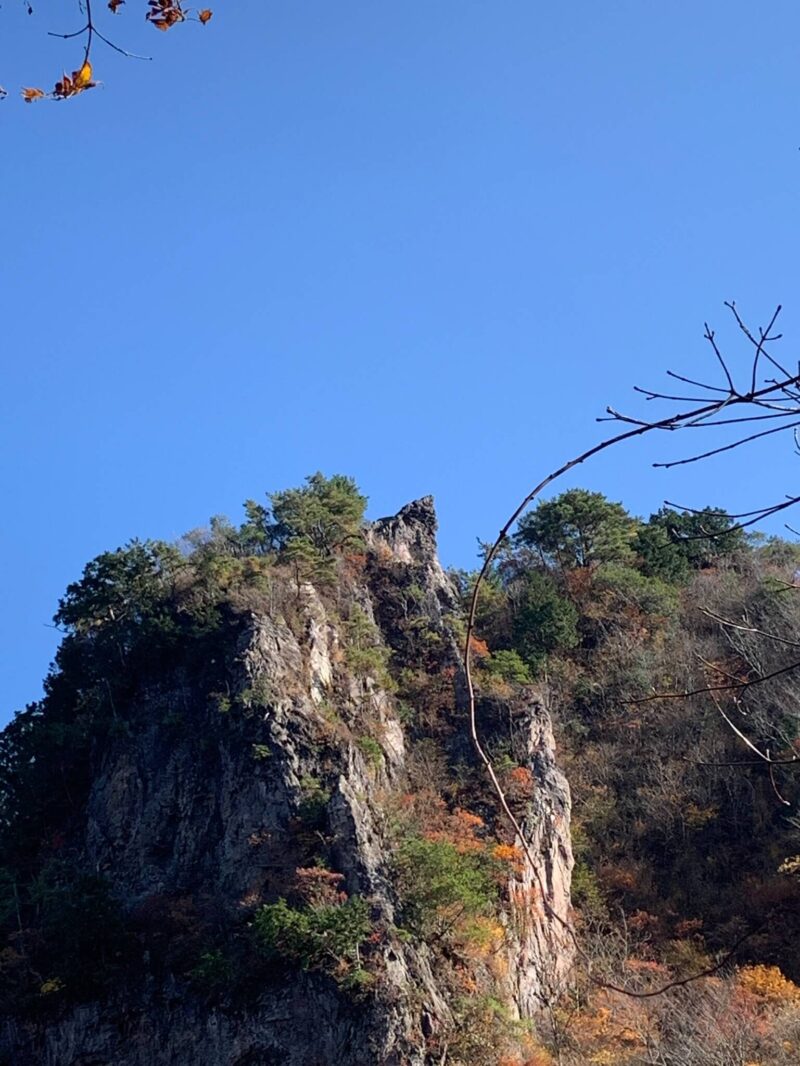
(0, 497), (572, 1066)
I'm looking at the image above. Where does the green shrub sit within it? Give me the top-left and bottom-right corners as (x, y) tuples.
(571, 861), (606, 918)
(445, 995), (531, 1066)
(393, 836), (498, 938)
(512, 570), (579, 666)
(188, 948), (234, 991)
(253, 896), (372, 975)
(636, 505), (746, 578)
(356, 736), (384, 769)
(593, 563), (679, 620)
(339, 965), (376, 994)
(484, 649), (533, 685)
(24, 861), (129, 994)
(345, 606), (394, 686)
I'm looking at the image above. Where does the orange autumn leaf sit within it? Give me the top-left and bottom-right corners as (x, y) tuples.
(147, 0), (185, 30)
(21, 87), (45, 103)
(492, 843), (524, 870)
(198, 8), (213, 24)
(53, 73), (75, 98)
(468, 635), (490, 658)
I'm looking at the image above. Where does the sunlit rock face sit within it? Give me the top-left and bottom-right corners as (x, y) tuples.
(1, 498), (572, 1066)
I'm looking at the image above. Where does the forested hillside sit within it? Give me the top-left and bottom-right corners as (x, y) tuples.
(2, 475), (800, 1065)
(459, 488), (800, 1063)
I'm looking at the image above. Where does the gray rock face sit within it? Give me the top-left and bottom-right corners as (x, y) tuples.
(511, 698), (575, 1013)
(2, 499), (573, 1066)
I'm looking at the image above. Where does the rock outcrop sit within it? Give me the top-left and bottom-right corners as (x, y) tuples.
(0, 499), (572, 1066)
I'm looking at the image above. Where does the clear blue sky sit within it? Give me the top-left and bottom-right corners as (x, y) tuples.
(3, 1), (800, 724)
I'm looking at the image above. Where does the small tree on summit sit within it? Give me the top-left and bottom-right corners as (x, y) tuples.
(239, 473), (368, 588)
(268, 473), (367, 557)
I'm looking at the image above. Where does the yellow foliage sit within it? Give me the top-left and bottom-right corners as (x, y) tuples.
(736, 965), (800, 1007)
(493, 843), (525, 873)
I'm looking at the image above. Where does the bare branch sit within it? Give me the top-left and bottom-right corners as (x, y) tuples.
(697, 606), (800, 650)
(705, 689), (797, 801)
(704, 322), (736, 393)
(666, 369), (729, 393)
(769, 762), (791, 806)
(725, 301), (789, 382)
(653, 419), (800, 469)
(626, 658), (800, 704)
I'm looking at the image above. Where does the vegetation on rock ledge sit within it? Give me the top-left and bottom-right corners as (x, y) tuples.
(2, 474), (800, 1064)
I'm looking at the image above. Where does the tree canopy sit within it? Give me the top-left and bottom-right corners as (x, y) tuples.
(516, 489), (637, 569)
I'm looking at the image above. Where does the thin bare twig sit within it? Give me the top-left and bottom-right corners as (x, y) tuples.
(654, 419), (800, 469)
(725, 301), (789, 382)
(666, 370), (728, 393)
(626, 658), (800, 705)
(697, 606), (800, 650)
(704, 322), (736, 393)
(47, 0), (153, 65)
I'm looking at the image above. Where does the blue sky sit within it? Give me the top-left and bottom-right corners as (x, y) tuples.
(2, 1), (800, 723)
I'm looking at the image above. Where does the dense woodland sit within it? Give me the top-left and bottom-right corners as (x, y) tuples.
(461, 488), (800, 1062)
(2, 474), (800, 1065)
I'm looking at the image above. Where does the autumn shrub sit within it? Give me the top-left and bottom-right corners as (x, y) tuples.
(129, 893), (206, 974)
(293, 866), (347, 908)
(735, 964), (800, 1008)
